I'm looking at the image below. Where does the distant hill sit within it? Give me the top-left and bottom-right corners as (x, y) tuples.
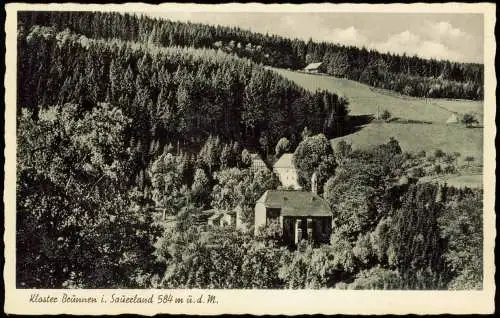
(19, 11), (483, 100)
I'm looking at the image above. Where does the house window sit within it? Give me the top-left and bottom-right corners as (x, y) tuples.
(266, 208), (280, 223)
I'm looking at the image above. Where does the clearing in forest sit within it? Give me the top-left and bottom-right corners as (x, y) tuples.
(271, 68), (483, 188)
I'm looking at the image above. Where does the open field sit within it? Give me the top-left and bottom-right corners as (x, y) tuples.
(270, 68), (484, 164)
(443, 174), (483, 188)
(330, 122), (483, 164)
(271, 68), (483, 123)
(418, 173), (483, 189)
(271, 68), (483, 188)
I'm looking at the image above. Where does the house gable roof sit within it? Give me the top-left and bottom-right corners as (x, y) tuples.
(250, 153), (270, 170)
(304, 62), (322, 70)
(273, 153), (295, 169)
(257, 190), (331, 217)
(208, 213), (223, 221)
(446, 113), (459, 123)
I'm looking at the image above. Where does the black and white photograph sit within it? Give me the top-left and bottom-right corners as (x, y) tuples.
(4, 2), (496, 315)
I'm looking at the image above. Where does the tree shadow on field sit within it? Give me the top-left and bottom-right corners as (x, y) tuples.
(336, 114), (374, 137)
(398, 118), (433, 124)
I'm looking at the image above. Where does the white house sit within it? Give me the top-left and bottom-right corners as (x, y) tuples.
(273, 153), (301, 190)
(207, 210), (236, 227)
(304, 62), (323, 73)
(254, 190), (332, 246)
(446, 113), (459, 124)
(204, 206), (246, 230)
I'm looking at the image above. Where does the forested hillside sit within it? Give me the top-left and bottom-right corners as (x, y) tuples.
(19, 11), (483, 100)
(18, 25), (349, 164)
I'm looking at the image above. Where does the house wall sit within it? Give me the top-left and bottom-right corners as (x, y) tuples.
(235, 207), (245, 231)
(274, 167), (300, 189)
(220, 213), (235, 227)
(254, 202), (267, 236)
(282, 216), (332, 245)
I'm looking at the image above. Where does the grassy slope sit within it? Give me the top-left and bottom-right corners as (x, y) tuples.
(270, 68), (483, 187)
(419, 174), (483, 189)
(271, 68), (483, 122)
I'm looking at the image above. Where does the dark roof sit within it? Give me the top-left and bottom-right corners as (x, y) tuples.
(208, 213), (224, 221)
(256, 190), (331, 217)
(273, 153), (295, 169)
(250, 153), (270, 170)
(197, 209), (216, 222)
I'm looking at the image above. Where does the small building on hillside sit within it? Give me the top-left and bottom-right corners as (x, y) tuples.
(446, 113), (459, 124)
(273, 153), (301, 190)
(250, 153), (271, 173)
(204, 206), (245, 230)
(304, 62), (323, 73)
(254, 190), (332, 246)
(208, 210), (236, 227)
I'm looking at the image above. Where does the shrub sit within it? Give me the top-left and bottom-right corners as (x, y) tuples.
(417, 150), (426, 158)
(380, 109), (392, 121)
(275, 137), (291, 157)
(461, 113), (479, 128)
(402, 85), (414, 96)
(443, 164), (457, 174)
(410, 167), (425, 178)
(434, 149), (445, 161)
(433, 164), (443, 175)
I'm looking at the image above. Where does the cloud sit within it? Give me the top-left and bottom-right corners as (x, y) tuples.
(278, 18), (370, 48)
(426, 21), (467, 40)
(316, 27), (466, 62)
(325, 26), (369, 47)
(374, 30), (420, 54)
(419, 41), (465, 61)
(366, 30), (465, 62)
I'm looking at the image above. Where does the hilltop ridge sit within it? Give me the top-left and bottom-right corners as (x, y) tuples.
(19, 11), (483, 100)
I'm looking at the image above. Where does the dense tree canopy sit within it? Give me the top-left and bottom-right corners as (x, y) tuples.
(18, 25), (350, 170)
(293, 134), (336, 193)
(17, 103), (162, 288)
(19, 11), (483, 100)
(321, 140), (482, 289)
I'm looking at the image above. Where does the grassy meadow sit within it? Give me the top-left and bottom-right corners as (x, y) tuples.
(270, 68), (484, 188)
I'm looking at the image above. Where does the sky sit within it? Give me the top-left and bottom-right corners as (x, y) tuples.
(147, 12), (484, 64)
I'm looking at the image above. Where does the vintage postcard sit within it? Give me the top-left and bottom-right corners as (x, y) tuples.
(4, 2), (496, 315)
